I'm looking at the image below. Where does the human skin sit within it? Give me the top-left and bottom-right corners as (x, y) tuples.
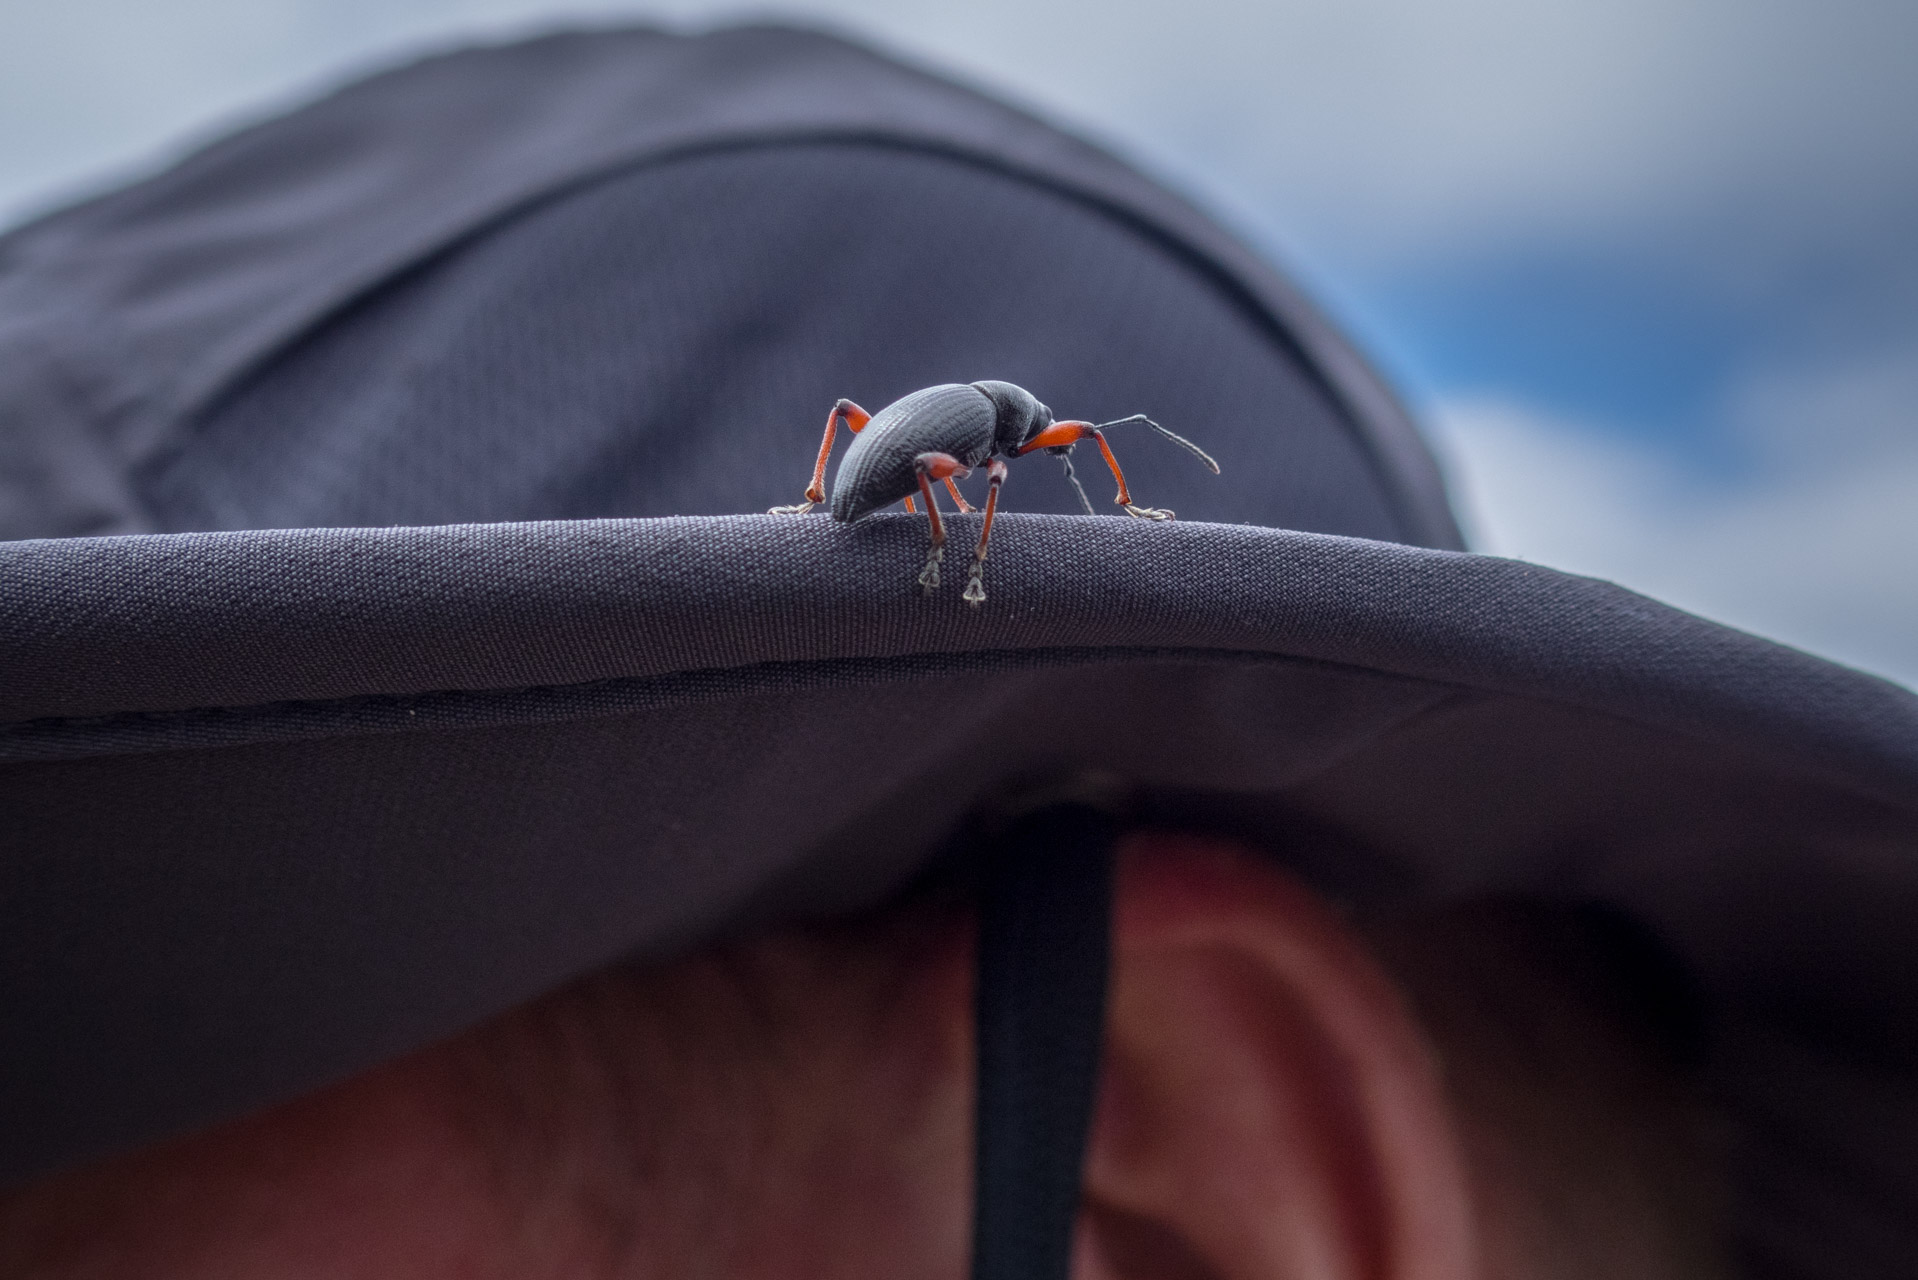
(0, 889), (979, 1279)
(1, 834), (1703, 1280)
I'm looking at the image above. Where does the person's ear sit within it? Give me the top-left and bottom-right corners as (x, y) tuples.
(1076, 833), (1477, 1280)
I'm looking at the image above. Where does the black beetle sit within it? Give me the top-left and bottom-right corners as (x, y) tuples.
(769, 381), (1219, 605)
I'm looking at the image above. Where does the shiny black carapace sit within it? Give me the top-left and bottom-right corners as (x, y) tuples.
(769, 381), (1219, 605)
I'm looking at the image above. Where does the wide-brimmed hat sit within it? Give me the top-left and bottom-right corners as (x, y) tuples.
(3, 25), (1914, 1277)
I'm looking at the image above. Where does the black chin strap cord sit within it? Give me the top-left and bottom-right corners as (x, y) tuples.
(969, 804), (1119, 1280)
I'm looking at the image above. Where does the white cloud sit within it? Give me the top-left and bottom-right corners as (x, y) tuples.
(1433, 359), (1918, 689)
(1726, 340), (1918, 464)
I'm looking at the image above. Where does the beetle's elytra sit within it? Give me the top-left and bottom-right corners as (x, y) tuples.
(769, 381), (1219, 606)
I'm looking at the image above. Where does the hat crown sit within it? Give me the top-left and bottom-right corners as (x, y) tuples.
(0, 25), (1462, 547)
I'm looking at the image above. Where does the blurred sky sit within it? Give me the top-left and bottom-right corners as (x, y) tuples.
(4, 0), (1915, 685)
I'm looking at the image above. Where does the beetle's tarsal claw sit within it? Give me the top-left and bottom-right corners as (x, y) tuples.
(918, 544), (944, 593)
(768, 501), (815, 516)
(1123, 504), (1175, 521)
(963, 561), (987, 607)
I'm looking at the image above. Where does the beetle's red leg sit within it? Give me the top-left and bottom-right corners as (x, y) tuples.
(1017, 422), (1174, 519)
(912, 452), (968, 592)
(943, 475), (975, 513)
(812, 400), (873, 503)
(770, 399), (871, 514)
(1016, 420), (1095, 454)
(961, 458), (1009, 606)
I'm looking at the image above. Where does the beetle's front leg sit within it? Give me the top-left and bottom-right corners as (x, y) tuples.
(1017, 422), (1174, 520)
(770, 399), (871, 514)
(912, 452), (969, 593)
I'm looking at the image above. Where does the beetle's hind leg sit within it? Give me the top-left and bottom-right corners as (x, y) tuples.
(912, 452), (969, 593)
(961, 458), (1009, 607)
(770, 399), (871, 514)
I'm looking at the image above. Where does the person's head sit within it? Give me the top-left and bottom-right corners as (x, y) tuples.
(0, 832), (1723, 1278)
(3, 26), (1910, 1280)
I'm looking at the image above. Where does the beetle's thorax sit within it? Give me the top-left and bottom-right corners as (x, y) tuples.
(970, 381), (1052, 454)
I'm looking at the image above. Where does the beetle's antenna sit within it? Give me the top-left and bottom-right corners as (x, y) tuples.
(1056, 451), (1096, 515)
(1095, 414), (1221, 474)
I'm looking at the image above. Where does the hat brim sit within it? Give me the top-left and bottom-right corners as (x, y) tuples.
(5, 513), (1917, 1238)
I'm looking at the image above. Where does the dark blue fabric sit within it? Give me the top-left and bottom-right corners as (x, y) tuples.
(3, 516), (1914, 803)
(0, 25), (1459, 548)
(144, 144), (1418, 543)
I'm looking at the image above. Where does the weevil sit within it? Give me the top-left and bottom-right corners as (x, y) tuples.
(768, 381), (1219, 605)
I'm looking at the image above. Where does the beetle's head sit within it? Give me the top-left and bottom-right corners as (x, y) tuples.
(971, 381), (1052, 452)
